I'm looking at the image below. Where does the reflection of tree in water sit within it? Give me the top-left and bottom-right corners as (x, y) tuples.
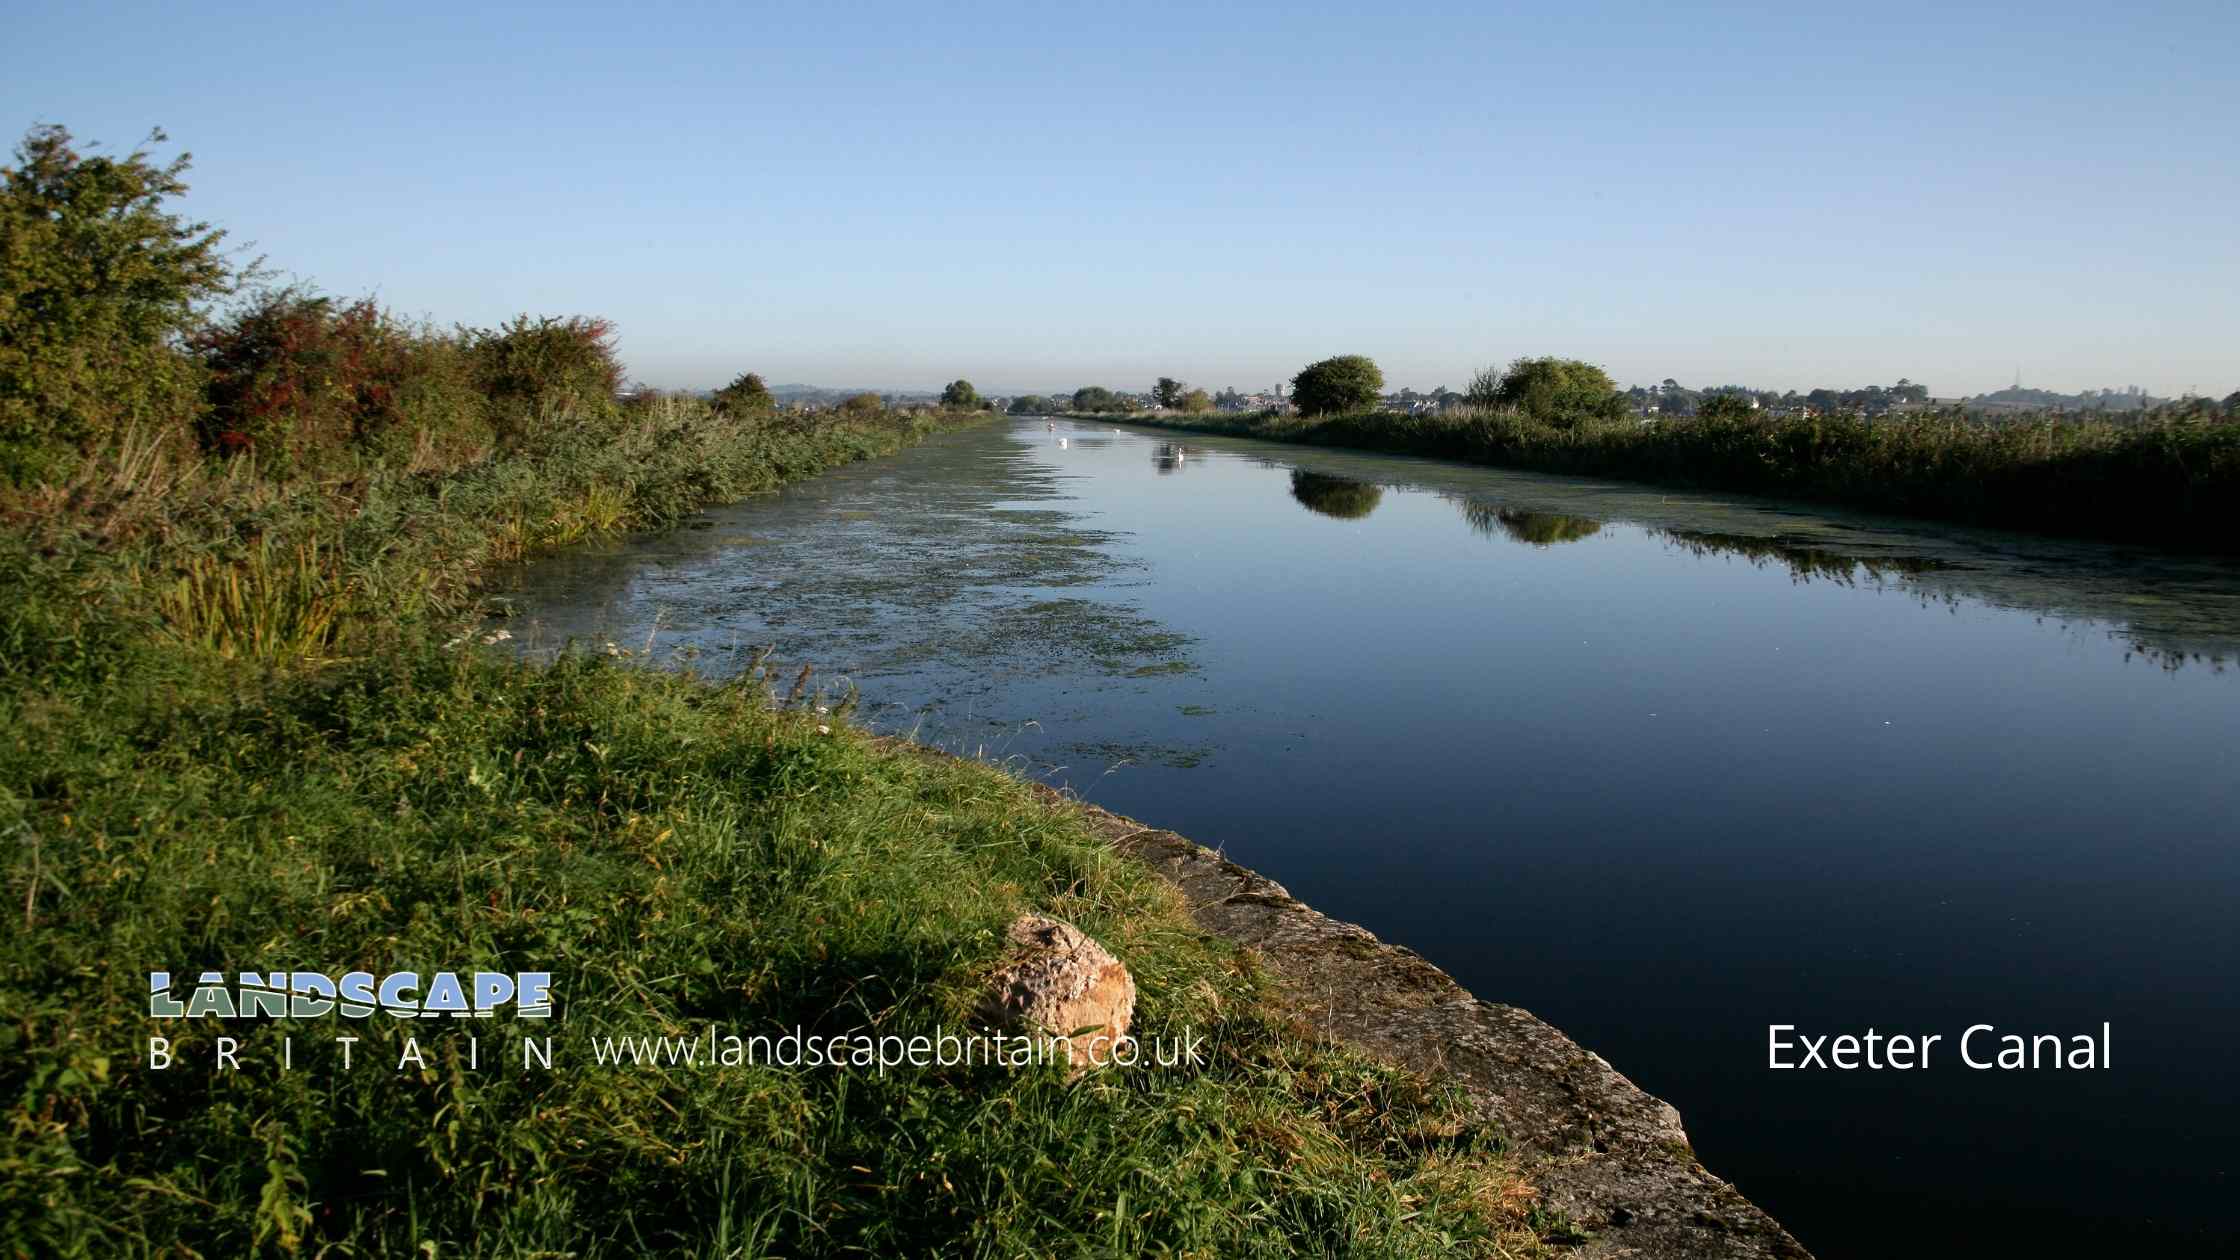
(1661, 528), (2233, 672)
(1289, 471), (1384, 520)
(1456, 500), (1603, 546)
(1152, 443), (1195, 474)
(1658, 528), (1946, 586)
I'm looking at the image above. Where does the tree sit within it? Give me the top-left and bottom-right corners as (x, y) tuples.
(940, 379), (978, 408)
(1180, 388), (1213, 413)
(1007, 394), (1050, 415)
(1153, 376), (1186, 409)
(1290, 355), (1383, 416)
(1486, 357), (1626, 428)
(838, 391), (884, 417)
(711, 371), (773, 415)
(1, 124), (233, 477)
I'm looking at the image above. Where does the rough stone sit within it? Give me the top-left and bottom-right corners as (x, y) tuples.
(979, 913), (1136, 1072)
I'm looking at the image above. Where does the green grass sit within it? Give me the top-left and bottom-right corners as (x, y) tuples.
(0, 397), (1556, 1257)
(1121, 406), (2240, 552)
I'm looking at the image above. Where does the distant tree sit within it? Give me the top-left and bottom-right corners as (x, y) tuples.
(2223, 389), (2240, 415)
(1072, 385), (1127, 413)
(838, 391), (884, 417)
(1289, 470), (1383, 520)
(1489, 357), (1627, 428)
(1153, 376), (1186, 409)
(1007, 394), (1051, 415)
(1465, 365), (1503, 407)
(940, 379), (978, 408)
(711, 371), (773, 415)
(1, 124), (234, 476)
(1215, 386), (1242, 409)
(1290, 355), (1384, 416)
(1180, 388), (1213, 413)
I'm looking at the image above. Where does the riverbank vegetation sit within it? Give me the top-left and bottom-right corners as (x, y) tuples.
(1126, 356), (2240, 552)
(2, 125), (1559, 1254)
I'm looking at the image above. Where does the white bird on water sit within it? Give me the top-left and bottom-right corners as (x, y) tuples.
(1058, 437), (1069, 448)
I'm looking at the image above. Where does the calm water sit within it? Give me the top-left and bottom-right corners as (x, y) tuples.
(494, 419), (2240, 1257)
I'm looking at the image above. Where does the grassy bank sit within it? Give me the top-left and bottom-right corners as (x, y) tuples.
(1113, 406), (2240, 551)
(1, 124), (1546, 1254)
(1, 395), (1559, 1255)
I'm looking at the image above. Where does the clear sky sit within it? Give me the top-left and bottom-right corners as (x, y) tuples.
(7, 1), (2235, 397)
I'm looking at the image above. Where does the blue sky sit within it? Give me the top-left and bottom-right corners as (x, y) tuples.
(7, 1), (2235, 396)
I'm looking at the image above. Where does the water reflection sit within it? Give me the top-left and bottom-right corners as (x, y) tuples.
(1289, 471), (1384, 520)
(1659, 528), (1947, 585)
(1152, 442), (1193, 474)
(1456, 499), (1604, 546)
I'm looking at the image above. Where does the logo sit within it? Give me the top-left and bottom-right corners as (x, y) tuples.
(148, 971), (553, 1020)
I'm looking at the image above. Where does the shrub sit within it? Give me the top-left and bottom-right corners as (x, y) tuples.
(940, 378), (979, 408)
(0, 125), (231, 479)
(1290, 355), (1384, 416)
(710, 371), (773, 415)
(1181, 388), (1214, 413)
(466, 314), (623, 437)
(191, 288), (489, 467)
(839, 391), (885, 417)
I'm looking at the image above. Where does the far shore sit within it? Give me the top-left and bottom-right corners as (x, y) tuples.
(1067, 406), (2240, 553)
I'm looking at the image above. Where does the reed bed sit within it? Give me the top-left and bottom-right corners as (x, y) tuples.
(1129, 406), (2240, 550)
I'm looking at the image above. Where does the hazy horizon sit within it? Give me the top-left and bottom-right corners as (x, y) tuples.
(720, 374), (2182, 401)
(8, 1), (2234, 399)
